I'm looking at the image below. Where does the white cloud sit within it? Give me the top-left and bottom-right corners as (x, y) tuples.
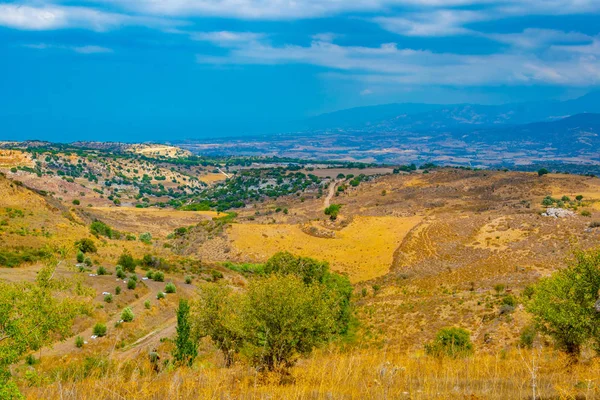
(0, 3), (182, 31)
(50, 0), (600, 20)
(487, 29), (593, 49)
(374, 10), (485, 37)
(360, 88), (373, 95)
(191, 31), (266, 46)
(73, 45), (113, 53)
(195, 36), (600, 86)
(23, 42), (114, 54)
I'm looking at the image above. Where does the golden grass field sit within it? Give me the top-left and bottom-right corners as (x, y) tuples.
(228, 215), (422, 282)
(22, 347), (600, 399)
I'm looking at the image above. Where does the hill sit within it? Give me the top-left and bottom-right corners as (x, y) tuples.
(2, 147), (600, 398)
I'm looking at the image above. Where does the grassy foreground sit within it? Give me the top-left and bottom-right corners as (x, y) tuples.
(23, 348), (598, 399)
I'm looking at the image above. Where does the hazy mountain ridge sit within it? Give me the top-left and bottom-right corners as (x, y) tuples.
(305, 91), (600, 133)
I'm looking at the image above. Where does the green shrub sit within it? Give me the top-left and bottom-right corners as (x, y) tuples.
(116, 267), (126, 279)
(127, 279), (136, 290)
(144, 300), (151, 309)
(0, 380), (24, 400)
(581, 210), (592, 217)
(117, 251), (136, 273)
(76, 238), (97, 253)
(97, 266), (107, 276)
(115, 286), (121, 295)
(185, 275), (192, 284)
(324, 204), (342, 220)
(538, 168), (549, 176)
(165, 282), (176, 294)
(93, 323), (107, 337)
(139, 232), (152, 244)
(121, 307), (135, 322)
(104, 293), (113, 303)
(76, 251), (84, 263)
(72, 199), (80, 206)
(84, 257), (92, 267)
(75, 335), (84, 348)
(157, 291), (165, 300)
(145, 270), (154, 279)
(153, 271), (164, 282)
(425, 327), (473, 358)
(520, 324), (537, 349)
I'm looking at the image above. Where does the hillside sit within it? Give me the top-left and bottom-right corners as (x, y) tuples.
(2, 147), (600, 398)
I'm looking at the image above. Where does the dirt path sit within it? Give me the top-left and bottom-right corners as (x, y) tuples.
(324, 180), (340, 208)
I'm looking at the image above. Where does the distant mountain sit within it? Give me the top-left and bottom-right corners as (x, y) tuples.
(303, 91), (600, 133)
(464, 113), (600, 153)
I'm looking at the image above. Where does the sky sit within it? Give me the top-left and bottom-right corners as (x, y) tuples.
(1, 0), (600, 142)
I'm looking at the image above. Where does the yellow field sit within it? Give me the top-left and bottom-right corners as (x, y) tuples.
(87, 207), (220, 236)
(199, 172), (227, 183)
(470, 217), (535, 250)
(24, 348), (599, 400)
(228, 215), (422, 282)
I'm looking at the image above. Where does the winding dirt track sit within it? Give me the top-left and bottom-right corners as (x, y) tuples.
(324, 180), (340, 208)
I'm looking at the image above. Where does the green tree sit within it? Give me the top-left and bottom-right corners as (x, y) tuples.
(173, 299), (198, 366)
(0, 264), (87, 381)
(538, 168), (549, 177)
(527, 250), (600, 358)
(241, 274), (340, 371)
(192, 283), (244, 367)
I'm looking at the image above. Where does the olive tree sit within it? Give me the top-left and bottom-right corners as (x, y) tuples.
(527, 250), (600, 358)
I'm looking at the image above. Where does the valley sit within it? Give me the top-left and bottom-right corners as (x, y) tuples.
(1, 142), (600, 398)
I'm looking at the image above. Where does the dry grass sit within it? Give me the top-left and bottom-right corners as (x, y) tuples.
(86, 207), (219, 237)
(199, 173), (227, 184)
(22, 348), (600, 399)
(228, 215), (422, 282)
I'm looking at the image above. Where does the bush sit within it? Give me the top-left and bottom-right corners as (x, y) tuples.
(520, 324), (537, 349)
(93, 323), (107, 337)
(104, 293), (113, 303)
(121, 307), (135, 322)
(116, 267), (126, 279)
(139, 232), (152, 244)
(75, 335), (84, 348)
(115, 286), (121, 295)
(76, 251), (84, 263)
(153, 271), (164, 282)
(157, 291), (165, 300)
(72, 199), (80, 206)
(165, 282), (176, 294)
(185, 275), (192, 284)
(127, 279), (136, 290)
(76, 238), (97, 253)
(425, 327), (473, 358)
(97, 266), (107, 276)
(90, 220), (115, 238)
(84, 257), (92, 267)
(117, 251), (136, 272)
(144, 300), (151, 309)
(527, 250), (600, 357)
(582, 210), (592, 217)
(146, 270), (154, 279)
(538, 168), (549, 176)
(324, 204), (342, 220)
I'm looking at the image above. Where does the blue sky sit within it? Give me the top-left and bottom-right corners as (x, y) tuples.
(1, 0), (600, 141)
